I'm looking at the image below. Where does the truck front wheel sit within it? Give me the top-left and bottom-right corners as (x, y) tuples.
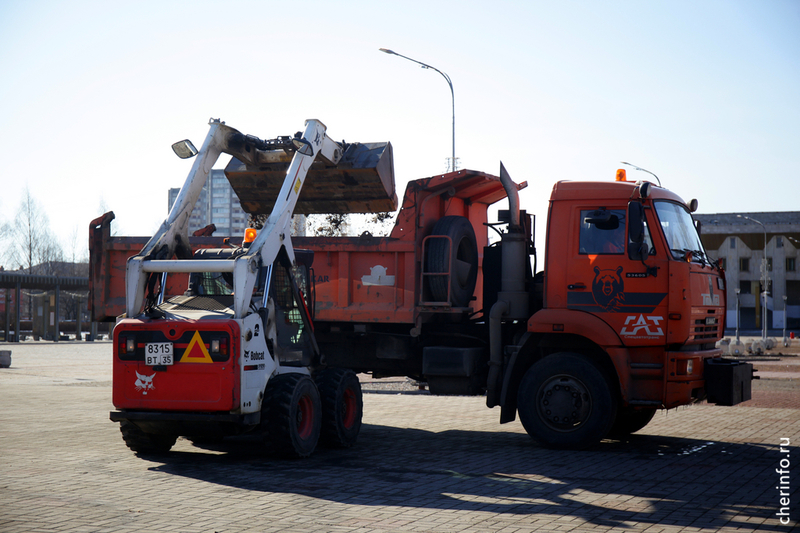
(517, 353), (617, 449)
(263, 373), (322, 458)
(119, 420), (177, 454)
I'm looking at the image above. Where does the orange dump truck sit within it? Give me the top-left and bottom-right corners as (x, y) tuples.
(92, 121), (752, 455)
(296, 167), (752, 448)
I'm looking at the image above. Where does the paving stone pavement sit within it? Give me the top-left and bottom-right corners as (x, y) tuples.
(0, 342), (797, 532)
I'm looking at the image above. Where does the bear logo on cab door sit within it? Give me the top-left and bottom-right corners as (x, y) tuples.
(592, 266), (625, 311)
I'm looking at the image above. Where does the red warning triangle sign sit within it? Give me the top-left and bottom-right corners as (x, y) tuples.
(179, 331), (213, 363)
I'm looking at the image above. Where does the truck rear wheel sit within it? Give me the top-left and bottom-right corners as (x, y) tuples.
(317, 368), (363, 448)
(426, 216), (478, 307)
(263, 373), (321, 458)
(119, 420), (177, 454)
(608, 407), (656, 437)
(517, 353), (617, 449)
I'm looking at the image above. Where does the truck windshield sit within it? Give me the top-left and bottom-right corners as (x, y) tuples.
(654, 201), (708, 263)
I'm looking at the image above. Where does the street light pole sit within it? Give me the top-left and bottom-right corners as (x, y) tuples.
(737, 214), (769, 341)
(379, 48), (457, 172)
(735, 288), (741, 343)
(783, 295), (789, 346)
(729, 287), (744, 355)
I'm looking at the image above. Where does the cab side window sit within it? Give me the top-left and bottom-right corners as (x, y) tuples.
(579, 209), (626, 255)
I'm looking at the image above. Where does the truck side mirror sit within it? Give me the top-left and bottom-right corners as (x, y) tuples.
(628, 201), (645, 261)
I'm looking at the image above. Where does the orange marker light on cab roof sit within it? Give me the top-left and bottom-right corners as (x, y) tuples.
(243, 228), (257, 245)
(616, 169), (627, 181)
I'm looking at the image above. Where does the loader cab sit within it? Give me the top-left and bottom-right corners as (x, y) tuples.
(181, 242), (317, 367)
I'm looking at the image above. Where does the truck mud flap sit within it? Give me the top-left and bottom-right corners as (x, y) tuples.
(704, 358), (753, 406)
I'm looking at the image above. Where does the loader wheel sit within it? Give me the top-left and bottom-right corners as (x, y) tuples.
(608, 407), (656, 438)
(119, 420), (177, 454)
(426, 216), (478, 307)
(263, 373), (321, 458)
(317, 368), (363, 448)
(517, 353), (617, 449)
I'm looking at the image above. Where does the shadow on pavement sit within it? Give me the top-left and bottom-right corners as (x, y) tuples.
(144, 423), (789, 530)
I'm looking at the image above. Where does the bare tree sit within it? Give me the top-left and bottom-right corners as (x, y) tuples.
(6, 186), (63, 274)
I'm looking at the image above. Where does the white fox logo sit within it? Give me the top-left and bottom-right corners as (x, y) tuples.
(135, 372), (155, 395)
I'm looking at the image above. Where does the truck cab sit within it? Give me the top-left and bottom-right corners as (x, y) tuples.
(508, 172), (747, 449)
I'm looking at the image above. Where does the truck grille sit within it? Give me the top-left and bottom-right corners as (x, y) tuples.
(691, 310), (721, 341)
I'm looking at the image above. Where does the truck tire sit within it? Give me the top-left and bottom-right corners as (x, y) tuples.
(426, 216), (478, 307)
(517, 352), (617, 449)
(119, 420), (177, 454)
(263, 373), (321, 458)
(317, 368), (363, 448)
(608, 407), (656, 437)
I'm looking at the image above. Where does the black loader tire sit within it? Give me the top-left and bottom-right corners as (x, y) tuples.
(425, 216), (478, 307)
(119, 420), (177, 454)
(517, 352), (617, 449)
(262, 373), (322, 458)
(317, 368), (363, 448)
(608, 407), (657, 437)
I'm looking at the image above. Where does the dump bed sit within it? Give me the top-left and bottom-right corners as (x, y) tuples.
(296, 170), (526, 326)
(88, 212), (228, 322)
(89, 170), (524, 325)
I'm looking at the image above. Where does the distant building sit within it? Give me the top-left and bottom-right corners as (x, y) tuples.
(696, 212), (800, 330)
(168, 168), (306, 239)
(168, 169), (248, 237)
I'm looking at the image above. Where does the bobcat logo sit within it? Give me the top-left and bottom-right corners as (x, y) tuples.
(134, 372), (155, 395)
(592, 266), (625, 311)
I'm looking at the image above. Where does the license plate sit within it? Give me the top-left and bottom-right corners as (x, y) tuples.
(145, 342), (173, 366)
(705, 317), (716, 325)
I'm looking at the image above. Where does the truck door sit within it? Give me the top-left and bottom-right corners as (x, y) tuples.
(565, 204), (669, 346)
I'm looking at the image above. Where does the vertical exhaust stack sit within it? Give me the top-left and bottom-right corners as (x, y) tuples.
(488, 163), (529, 407)
(497, 163), (528, 319)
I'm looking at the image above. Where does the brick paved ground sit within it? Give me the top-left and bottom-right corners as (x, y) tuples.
(0, 342), (797, 532)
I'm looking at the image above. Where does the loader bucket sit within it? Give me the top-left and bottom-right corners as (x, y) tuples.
(224, 142), (397, 215)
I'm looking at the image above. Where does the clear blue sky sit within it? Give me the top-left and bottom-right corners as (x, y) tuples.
(1, 0), (798, 260)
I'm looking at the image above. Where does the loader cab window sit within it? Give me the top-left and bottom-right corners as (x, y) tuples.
(269, 256), (315, 366)
(580, 209), (626, 255)
(190, 272), (233, 296)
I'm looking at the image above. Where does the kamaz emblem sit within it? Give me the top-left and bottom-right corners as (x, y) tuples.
(621, 315), (664, 337)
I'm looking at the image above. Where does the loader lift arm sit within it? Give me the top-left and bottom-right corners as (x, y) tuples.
(125, 118), (342, 319)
